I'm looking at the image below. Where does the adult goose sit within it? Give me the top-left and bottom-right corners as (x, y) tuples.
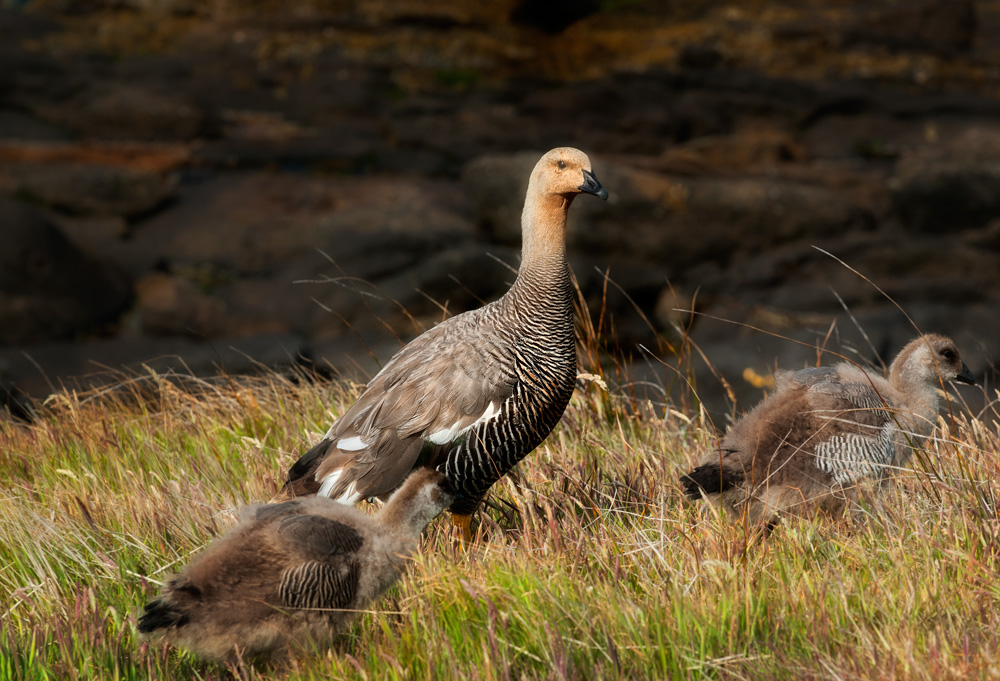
(682, 334), (975, 523)
(282, 147), (608, 540)
(138, 468), (454, 661)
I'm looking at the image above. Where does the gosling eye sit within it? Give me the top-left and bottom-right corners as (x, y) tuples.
(941, 348), (955, 361)
(557, 160), (567, 170)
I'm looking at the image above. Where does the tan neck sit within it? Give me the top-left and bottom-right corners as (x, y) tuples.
(518, 190), (572, 273)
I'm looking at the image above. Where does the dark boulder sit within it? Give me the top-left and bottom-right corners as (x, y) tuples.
(32, 83), (210, 141)
(116, 172), (478, 277)
(0, 196), (131, 344)
(844, 0), (976, 56)
(891, 128), (1000, 233)
(892, 161), (1000, 233)
(4, 163), (176, 218)
(133, 272), (233, 338)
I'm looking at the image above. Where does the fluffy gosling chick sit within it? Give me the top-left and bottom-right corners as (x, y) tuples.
(682, 334), (975, 523)
(138, 468), (454, 661)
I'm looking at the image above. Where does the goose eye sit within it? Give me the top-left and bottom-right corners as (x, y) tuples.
(557, 161), (567, 170)
(941, 349), (955, 360)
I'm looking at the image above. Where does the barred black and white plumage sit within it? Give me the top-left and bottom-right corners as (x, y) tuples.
(137, 469), (454, 662)
(437, 261), (577, 515)
(681, 334), (975, 524)
(815, 428), (898, 485)
(279, 148), (608, 539)
(278, 560), (360, 611)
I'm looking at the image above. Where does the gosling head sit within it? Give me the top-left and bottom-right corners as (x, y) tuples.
(891, 334), (975, 388)
(530, 147), (608, 202)
(381, 468), (457, 537)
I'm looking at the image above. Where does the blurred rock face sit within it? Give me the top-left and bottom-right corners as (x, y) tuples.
(0, 0), (996, 415)
(0, 197), (131, 345)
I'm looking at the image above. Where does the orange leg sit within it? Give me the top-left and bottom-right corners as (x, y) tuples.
(451, 513), (473, 546)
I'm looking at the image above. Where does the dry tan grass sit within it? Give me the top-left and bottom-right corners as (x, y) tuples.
(1, 360), (998, 680)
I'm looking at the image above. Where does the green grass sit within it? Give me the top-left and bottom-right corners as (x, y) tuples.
(1, 367), (999, 680)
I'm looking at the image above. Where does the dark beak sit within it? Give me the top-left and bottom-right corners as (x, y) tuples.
(578, 169), (608, 200)
(955, 363), (976, 385)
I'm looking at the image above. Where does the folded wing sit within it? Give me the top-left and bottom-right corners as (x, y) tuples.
(285, 311), (518, 502)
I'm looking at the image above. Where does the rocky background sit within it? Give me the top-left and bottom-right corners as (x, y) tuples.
(1, 0), (997, 420)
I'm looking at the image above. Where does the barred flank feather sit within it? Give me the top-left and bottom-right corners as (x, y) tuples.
(441, 261), (578, 515)
(279, 561), (360, 611)
(815, 428), (898, 485)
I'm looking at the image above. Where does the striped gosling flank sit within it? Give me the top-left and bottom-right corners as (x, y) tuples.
(682, 334), (975, 523)
(138, 469), (454, 662)
(281, 148), (609, 541)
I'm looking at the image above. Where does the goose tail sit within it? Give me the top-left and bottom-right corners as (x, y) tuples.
(137, 598), (188, 634)
(276, 437), (332, 500)
(680, 462), (744, 499)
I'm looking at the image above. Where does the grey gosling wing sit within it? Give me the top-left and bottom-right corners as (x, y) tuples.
(275, 515), (363, 612)
(282, 147), (609, 541)
(682, 334), (975, 524)
(800, 370), (900, 486)
(138, 468), (455, 662)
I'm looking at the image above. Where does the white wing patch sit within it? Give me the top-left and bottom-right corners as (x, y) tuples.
(317, 470), (363, 504)
(336, 436), (369, 451)
(317, 470), (342, 498)
(335, 483), (362, 505)
(426, 402), (501, 445)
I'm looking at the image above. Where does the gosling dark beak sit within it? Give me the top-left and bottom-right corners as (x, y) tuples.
(955, 363), (976, 385)
(579, 169), (608, 200)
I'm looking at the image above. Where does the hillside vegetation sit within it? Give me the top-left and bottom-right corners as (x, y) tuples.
(1, 349), (998, 680)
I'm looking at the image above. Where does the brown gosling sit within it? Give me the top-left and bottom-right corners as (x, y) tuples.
(682, 334), (975, 524)
(138, 468), (455, 662)
(281, 147), (608, 542)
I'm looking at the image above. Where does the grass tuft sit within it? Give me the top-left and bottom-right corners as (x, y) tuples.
(1, 360), (999, 679)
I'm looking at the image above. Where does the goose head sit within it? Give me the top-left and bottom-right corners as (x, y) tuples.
(530, 147), (608, 201)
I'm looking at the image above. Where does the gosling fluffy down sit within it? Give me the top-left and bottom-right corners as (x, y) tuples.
(682, 334), (975, 523)
(138, 468), (454, 661)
